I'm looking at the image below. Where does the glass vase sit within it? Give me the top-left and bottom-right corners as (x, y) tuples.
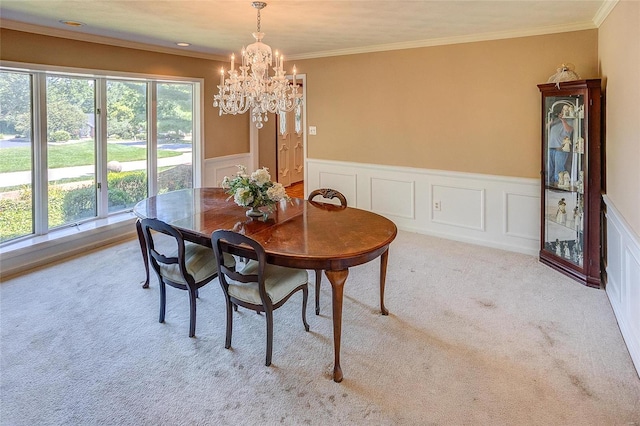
(246, 206), (265, 218)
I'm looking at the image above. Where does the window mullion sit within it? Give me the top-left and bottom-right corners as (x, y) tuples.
(148, 81), (158, 197)
(96, 78), (108, 217)
(193, 82), (202, 188)
(32, 73), (48, 235)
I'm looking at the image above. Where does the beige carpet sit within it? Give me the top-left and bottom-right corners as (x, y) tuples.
(1, 231), (639, 425)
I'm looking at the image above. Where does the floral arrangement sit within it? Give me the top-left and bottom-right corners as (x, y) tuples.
(221, 165), (290, 212)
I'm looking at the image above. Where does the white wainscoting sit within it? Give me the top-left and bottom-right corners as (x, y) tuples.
(305, 159), (540, 256)
(203, 153), (253, 188)
(603, 195), (640, 376)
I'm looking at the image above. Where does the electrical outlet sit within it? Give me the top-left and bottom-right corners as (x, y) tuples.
(309, 126), (317, 135)
(433, 200), (441, 211)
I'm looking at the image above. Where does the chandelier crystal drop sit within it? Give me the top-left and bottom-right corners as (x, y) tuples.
(213, 1), (302, 129)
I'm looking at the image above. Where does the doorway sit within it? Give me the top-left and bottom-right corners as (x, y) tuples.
(255, 78), (305, 196)
(276, 99), (304, 188)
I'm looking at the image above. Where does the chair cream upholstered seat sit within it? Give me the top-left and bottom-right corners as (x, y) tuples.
(227, 261), (309, 305)
(157, 242), (227, 284)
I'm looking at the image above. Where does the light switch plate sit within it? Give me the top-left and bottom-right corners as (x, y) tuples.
(309, 126), (317, 135)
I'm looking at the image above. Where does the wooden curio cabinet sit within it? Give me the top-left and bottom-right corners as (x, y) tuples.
(537, 79), (603, 288)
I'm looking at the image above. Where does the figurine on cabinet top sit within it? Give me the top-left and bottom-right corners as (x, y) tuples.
(547, 64), (581, 86)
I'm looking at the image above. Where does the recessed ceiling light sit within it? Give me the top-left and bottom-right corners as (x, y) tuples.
(176, 42), (191, 47)
(59, 20), (84, 27)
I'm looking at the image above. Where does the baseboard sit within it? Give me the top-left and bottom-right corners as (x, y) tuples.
(603, 195), (640, 376)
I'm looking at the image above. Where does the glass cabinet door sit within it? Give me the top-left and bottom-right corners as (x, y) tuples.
(542, 94), (585, 268)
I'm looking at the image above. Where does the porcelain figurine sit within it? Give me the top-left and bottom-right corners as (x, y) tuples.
(557, 171), (570, 188)
(573, 207), (581, 231)
(577, 171), (584, 193)
(556, 198), (567, 224)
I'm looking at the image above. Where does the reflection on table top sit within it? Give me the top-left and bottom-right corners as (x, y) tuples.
(134, 187), (397, 271)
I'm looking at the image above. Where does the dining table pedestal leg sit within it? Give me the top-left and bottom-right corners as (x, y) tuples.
(136, 219), (150, 288)
(379, 248), (390, 315)
(325, 268), (348, 383)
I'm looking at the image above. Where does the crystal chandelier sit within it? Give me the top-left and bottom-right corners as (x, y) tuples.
(213, 1), (302, 129)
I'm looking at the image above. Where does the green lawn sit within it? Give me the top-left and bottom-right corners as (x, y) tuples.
(0, 141), (182, 173)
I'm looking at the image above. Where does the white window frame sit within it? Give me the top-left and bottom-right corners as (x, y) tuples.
(0, 61), (204, 251)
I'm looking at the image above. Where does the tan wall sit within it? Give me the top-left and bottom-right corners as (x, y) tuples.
(296, 30), (598, 178)
(599, 1), (640, 236)
(1, 28), (603, 182)
(0, 28), (248, 159)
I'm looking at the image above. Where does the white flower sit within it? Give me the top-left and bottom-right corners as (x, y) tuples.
(251, 168), (271, 187)
(236, 164), (248, 178)
(234, 187), (253, 207)
(221, 176), (231, 189)
(223, 165), (290, 211)
(267, 182), (287, 201)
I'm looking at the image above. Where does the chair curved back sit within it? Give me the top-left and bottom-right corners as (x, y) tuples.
(211, 229), (310, 366)
(306, 189), (347, 315)
(141, 217), (221, 337)
(307, 188), (347, 207)
(211, 229), (271, 307)
(140, 218), (194, 288)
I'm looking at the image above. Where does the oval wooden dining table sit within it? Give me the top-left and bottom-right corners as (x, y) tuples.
(133, 187), (397, 382)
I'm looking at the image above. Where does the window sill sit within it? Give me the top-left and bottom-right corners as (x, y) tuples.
(1, 212), (139, 279)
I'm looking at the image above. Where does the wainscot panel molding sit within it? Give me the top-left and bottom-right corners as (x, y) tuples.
(306, 159), (540, 256)
(431, 185), (485, 231)
(203, 153), (252, 188)
(603, 195), (640, 376)
(371, 177), (414, 219)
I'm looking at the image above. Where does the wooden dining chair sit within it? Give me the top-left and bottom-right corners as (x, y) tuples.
(307, 188), (348, 315)
(211, 229), (310, 366)
(140, 218), (234, 337)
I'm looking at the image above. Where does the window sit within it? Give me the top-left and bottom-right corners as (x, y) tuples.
(156, 82), (194, 194)
(106, 80), (148, 213)
(0, 67), (199, 244)
(0, 71), (33, 242)
(46, 75), (97, 229)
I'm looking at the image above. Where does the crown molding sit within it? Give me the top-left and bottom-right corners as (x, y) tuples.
(288, 21), (597, 60)
(2, 17), (600, 63)
(593, 0), (619, 27)
(0, 19), (228, 62)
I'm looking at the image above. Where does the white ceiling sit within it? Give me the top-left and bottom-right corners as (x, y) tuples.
(0, 1), (612, 60)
